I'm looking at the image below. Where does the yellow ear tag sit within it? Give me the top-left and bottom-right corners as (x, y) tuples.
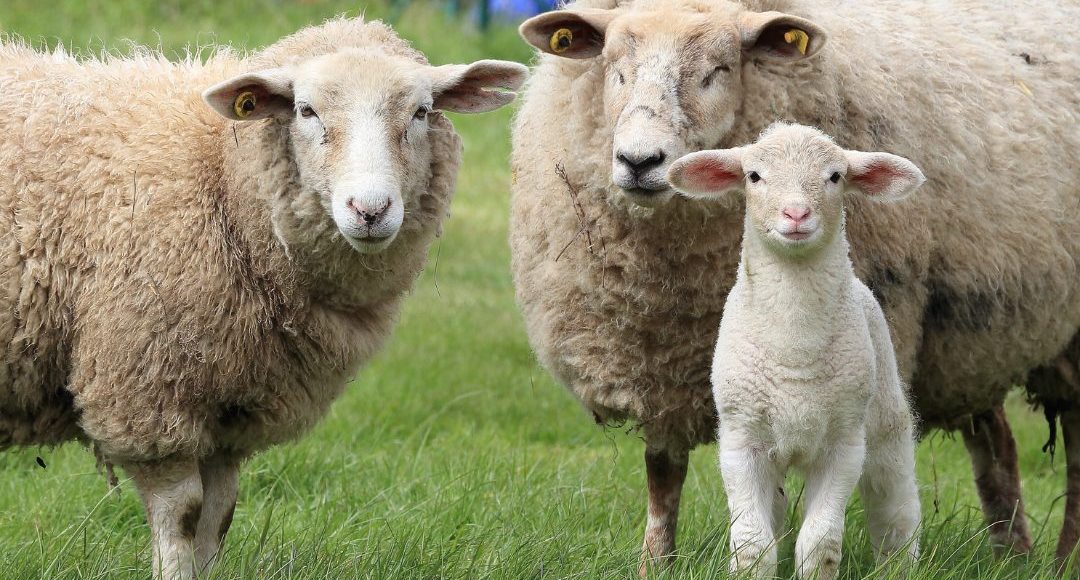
(234, 91), (257, 118)
(550, 28), (573, 53)
(783, 29), (809, 55)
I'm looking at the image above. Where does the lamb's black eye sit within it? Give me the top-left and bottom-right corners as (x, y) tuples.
(748, 171), (761, 183)
(299, 105), (316, 119)
(616, 70), (625, 85)
(414, 106), (430, 120)
(829, 172), (841, 184)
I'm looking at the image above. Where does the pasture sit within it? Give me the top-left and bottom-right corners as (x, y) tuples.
(0, 1), (1068, 577)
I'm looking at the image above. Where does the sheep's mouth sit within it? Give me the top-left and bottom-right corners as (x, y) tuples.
(623, 186), (668, 196)
(355, 234), (392, 242)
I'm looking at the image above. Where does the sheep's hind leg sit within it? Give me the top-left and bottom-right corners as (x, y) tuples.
(960, 405), (1033, 554)
(639, 445), (690, 577)
(719, 433), (783, 579)
(795, 438), (865, 580)
(128, 457), (203, 580)
(859, 428), (920, 561)
(194, 452), (240, 574)
(1056, 406), (1080, 567)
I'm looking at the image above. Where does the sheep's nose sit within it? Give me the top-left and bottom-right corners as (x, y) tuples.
(349, 198), (391, 225)
(616, 150), (666, 177)
(782, 205), (811, 223)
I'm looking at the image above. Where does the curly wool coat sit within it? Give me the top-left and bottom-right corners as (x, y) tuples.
(0, 19), (462, 463)
(510, 0), (1080, 450)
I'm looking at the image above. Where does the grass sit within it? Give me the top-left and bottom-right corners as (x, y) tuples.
(0, 1), (1071, 578)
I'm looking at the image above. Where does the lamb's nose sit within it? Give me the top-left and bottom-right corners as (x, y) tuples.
(782, 205), (811, 222)
(349, 198), (390, 225)
(616, 150), (666, 176)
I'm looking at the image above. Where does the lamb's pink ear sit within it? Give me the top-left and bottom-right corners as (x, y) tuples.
(738, 11), (827, 62)
(667, 149), (745, 199)
(202, 69), (294, 121)
(430, 60), (529, 113)
(844, 151), (925, 202)
(519, 8), (619, 59)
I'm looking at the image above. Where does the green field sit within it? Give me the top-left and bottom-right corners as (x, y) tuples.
(0, 1), (1070, 578)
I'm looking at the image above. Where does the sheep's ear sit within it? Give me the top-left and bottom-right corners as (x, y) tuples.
(203, 69), (294, 121)
(738, 11), (826, 62)
(667, 149), (745, 199)
(430, 60), (529, 113)
(519, 8), (619, 59)
(844, 151), (925, 202)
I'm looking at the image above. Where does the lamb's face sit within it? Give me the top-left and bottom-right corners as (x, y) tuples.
(667, 123), (926, 258)
(739, 126), (848, 255)
(204, 50), (527, 254)
(519, 3), (825, 207)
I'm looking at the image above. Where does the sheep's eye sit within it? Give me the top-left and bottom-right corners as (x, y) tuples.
(616, 70), (625, 85)
(413, 106), (430, 121)
(299, 105), (316, 119)
(702, 64), (731, 88)
(748, 171), (761, 183)
(829, 172), (841, 184)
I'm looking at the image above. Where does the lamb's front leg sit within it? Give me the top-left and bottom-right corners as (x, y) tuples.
(194, 452), (240, 573)
(795, 437), (865, 580)
(638, 444), (690, 577)
(128, 457), (203, 580)
(720, 428), (783, 579)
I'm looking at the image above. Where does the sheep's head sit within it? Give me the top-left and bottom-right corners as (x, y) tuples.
(204, 50), (527, 253)
(520, 2), (825, 207)
(667, 123), (924, 257)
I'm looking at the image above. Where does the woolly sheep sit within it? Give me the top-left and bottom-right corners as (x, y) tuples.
(0, 18), (526, 580)
(511, 0), (1079, 570)
(668, 123), (922, 578)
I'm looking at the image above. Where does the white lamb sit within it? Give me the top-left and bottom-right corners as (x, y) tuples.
(667, 123), (922, 579)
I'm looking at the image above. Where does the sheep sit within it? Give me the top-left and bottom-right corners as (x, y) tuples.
(510, 0), (1080, 570)
(0, 17), (526, 580)
(667, 123), (922, 578)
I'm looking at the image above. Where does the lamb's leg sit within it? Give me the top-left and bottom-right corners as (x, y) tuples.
(194, 452), (240, 573)
(960, 405), (1033, 554)
(720, 432), (782, 579)
(1056, 408), (1080, 566)
(638, 445), (689, 577)
(859, 427), (921, 560)
(795, 439), (865, 580)
(128, 458), (203, 580)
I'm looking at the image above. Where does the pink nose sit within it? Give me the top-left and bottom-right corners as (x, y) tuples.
(782, 206), (811, 222)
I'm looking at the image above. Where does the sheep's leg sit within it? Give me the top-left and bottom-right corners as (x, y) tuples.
(859, 428), (920, 560)
(1056, 408), (1080, 566)
(194, 452), (240, 573)
(638, 445), (689, 576)
(719, 434), (782, 579)
(960, 405), (1033, 554)
(795, 439), (865, 580)
(129, 458), (203, 580)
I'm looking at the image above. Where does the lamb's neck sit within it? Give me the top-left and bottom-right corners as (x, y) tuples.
(737, 226), (854, 348)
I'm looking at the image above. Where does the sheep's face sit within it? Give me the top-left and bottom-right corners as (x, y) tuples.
(519, 2), (825, 207)
(204, 51), (526, 254)
(667, 124), (925, 258)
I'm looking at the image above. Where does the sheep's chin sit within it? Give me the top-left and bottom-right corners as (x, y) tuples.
(342, 233), (398, 254)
